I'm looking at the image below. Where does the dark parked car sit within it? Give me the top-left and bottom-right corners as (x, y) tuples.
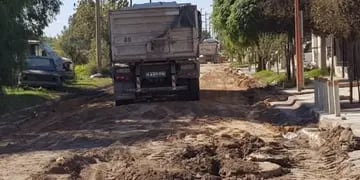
(18, 56), (62, 88)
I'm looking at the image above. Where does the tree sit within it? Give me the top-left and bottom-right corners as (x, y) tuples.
(0, 0), (61, 86)
(58, 1), (95, 65)
(256, 34), (286, 71)
(310, 0), (349, 37)
(57, 0), (128, 73)
(213, 0), (310, 74)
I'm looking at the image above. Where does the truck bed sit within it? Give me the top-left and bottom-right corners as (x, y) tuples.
(109, 4), (200, 63)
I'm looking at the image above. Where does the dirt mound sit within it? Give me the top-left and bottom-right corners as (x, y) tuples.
(278, 126), (359, 179)
(216, 132), (266, 159)
(168, 132), (286, 179)
(235, 74), (260, 90)
(31, 154), (97, 179)
(219, 159), (259, 178)
(113, 166), (193, 180)
(225, 68), (262, 90)
(319, 126), (358, 151)
(201, 66), (261, 91)
(31, 131), (287, 180)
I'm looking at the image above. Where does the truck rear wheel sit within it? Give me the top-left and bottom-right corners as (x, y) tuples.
(187, 79), (200, 101)
(115, 99), (133, 106)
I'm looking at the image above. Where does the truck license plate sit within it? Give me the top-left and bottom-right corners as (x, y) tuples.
(145, 71), (166, 78)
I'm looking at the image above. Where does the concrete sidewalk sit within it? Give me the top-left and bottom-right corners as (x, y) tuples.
(270, 87), (360, 137)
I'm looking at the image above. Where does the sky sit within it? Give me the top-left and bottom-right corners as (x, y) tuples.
(44, 0), (213, 37)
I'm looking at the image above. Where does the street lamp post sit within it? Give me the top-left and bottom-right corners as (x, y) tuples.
(294, 0), (304, 91)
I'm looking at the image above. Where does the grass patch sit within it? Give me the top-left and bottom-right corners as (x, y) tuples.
(0, 87), (58, 115)
(0, 78), (112, 115)
(0, 61), (112, 115)
(74, 64), (95, 80)
(254, 70), (286, 86)
(230, 61), (249, 69)
(305, 69), (329, 80)
(65, 78), (112, 90)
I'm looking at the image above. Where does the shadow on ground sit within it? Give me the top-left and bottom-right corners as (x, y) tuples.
(0, 94), (49, 115)
(0, 87), (317, 155)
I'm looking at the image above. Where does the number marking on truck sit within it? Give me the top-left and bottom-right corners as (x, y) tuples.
(145, 71), (166, 78)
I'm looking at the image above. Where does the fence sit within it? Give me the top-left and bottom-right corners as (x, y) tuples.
(314, 77), (341, 117)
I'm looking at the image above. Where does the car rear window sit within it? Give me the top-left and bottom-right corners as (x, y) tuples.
(26, 58), (55, 70)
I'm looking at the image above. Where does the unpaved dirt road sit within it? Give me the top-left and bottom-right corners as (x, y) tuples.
(0, 64), (358, 179)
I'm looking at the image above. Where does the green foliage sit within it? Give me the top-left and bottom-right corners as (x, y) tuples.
(74, 64), (95, 80)
(227, 0), (262, 46)
(310, 0), (360, 38)
(0, 77), (112, 114)
(254, 70), (286, 86)
(0, 0), (61, 86)
(212, 0), (306, 47)
(230, 61), (249, 69)
(89, 38), (110, 69)
(311, 0), (349, 37)
(304, 69), (329, 80)
(57, 1), (95, 65)
(212, 0), (297, 72)
(55, 0), (128, 74)
(255, 33), (286, 70)
(66, 78), (112, 90)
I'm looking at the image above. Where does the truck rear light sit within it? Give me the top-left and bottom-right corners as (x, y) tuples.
(115, 75), (129, 81)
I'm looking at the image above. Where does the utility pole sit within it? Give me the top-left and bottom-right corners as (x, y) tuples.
(209, 18), (212, 37)
(150, 0), (152, 3)
(130, 0), (132, 7)
(294, 0), (303, 91)
(95, 0), (102, 72)
(205, 12), (208, 34)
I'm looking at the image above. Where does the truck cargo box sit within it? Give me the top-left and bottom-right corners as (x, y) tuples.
(109, 3), (201, 63)
(200, 43), (218, 56)
(199, 39), (219, 56)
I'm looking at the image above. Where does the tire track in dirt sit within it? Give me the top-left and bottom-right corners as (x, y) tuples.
(0, 64), (358, 179)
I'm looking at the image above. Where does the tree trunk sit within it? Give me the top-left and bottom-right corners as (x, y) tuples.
(319, 36), (327, 71)
(311, 34), (318, 65)
(286, 37), (291, 81)
(344, 38), (355, 103)
(257, 56), (266, 72)
(291, 52), (296, 80)
(289, 36), (296, 80)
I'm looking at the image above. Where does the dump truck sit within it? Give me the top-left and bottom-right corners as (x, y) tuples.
(109, 2), (202, 105)
(199, 38), (220, 64)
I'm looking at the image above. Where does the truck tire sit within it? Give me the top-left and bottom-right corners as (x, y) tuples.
(115, 99), (133, 106)
(188, 79), (200, 101)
